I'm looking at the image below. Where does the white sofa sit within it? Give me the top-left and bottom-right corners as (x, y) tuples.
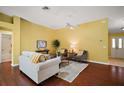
(19, 51), (61, 84)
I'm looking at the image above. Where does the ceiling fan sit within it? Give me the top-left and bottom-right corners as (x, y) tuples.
(66, 23), (74, 30)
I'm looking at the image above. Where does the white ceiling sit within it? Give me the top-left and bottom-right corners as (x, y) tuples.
(0, 6), (124, 33)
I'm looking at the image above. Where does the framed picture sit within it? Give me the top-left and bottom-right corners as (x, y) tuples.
(37, 40), (47, 48)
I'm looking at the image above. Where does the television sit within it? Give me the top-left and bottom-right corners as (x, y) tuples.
(37, 40), (47, 48)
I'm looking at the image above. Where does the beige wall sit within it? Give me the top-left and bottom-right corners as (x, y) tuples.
(55, 19), (108, 62)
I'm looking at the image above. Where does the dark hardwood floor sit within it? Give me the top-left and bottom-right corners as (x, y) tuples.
(0, 62), (124, 86)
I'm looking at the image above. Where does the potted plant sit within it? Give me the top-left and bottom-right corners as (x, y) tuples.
(52, 39), (60, 56)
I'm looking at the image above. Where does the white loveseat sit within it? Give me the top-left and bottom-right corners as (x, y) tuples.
(19, 51), (61, 84)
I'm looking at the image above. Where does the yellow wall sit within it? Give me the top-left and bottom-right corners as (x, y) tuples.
(0, 12), (109, 64)
(0, 13), (55, 65)
(12, 16), (21, 65)
(110, 32), (124, 37)
(55, 19), (108, 62)
(108, 33), (111, 56)
(0, 16), (20, 65)
(20, 19), (55, 53)
(108, 32), (124, 56)
(0, 12), (13, 23)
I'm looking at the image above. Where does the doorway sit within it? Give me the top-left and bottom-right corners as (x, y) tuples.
(109, 36), (124, 67)
(0, 32), (12, 63)
(111, 37), (124, 58)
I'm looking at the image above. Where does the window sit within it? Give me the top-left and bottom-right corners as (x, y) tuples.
(112, 38), (116, 48)
(119, 38), (122, 48)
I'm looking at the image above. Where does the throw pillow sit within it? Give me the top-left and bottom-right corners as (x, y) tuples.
(77, 50), (84, 56)
(45, 55), (50, 60)
(31, 54), (41, 63)
(39, 55), (46, 62)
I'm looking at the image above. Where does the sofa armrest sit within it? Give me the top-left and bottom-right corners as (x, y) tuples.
(37, 57), (61, 71)
(19, 55), (39, 71)
(19, 56), (61, 72)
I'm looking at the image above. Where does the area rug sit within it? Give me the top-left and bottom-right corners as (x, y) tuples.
(56, 61), (88, 83)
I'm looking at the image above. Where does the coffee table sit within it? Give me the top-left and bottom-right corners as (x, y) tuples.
(59, 57), (69, 68)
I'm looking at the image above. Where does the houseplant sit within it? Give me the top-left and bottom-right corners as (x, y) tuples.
(52, 39), (60, 56)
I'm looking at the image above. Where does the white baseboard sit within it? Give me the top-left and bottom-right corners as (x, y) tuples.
(88, 60), (109, 65)
(11, 63), (19, 67)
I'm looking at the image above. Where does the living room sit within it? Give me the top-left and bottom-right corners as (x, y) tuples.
(0, 6), (124, 86)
